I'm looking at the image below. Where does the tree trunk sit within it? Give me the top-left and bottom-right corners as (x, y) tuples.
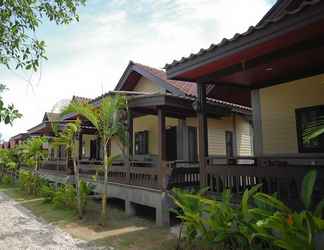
(73, 156), (82, 219)
(101, 144), (108, 225)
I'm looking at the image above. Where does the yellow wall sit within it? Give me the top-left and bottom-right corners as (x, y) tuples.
(111, 137), (123, 158)
(132, 115), (178, 155)
(134, 77), (164, 93)
(81, 134), (97, 159)
(186, 116), (252, 156)
(260, 73), (324, 154)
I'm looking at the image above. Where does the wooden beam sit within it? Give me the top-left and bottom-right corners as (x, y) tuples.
(157, 108), (167, 190)
(251, 89), (263, 156)
(78, 133), (83, 160)
(197, 83), (208, 187)
(128, 110), (133, 159)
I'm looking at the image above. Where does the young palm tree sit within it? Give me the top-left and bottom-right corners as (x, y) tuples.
(21, 136), (48, 172)
(63, 95), (128, 225)
(51, 119), (83, 218)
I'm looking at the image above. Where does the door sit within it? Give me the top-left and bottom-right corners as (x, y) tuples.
(166, 126), (177, 161)
(188, 127), (198, 162)
(90, 140), (97, 160)
(225, 131), (234, 158)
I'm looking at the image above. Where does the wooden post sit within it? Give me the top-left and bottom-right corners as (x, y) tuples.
(128, 110), (133, 159)
(197, 83), (208, 187)
(78, 132), (83, 160)
(158, 108), (167, 190)
(127, 110), (133, 184)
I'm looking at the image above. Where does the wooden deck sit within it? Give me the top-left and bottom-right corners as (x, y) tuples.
(40, 156), (324, 208)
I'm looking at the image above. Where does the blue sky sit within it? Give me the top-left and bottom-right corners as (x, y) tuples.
(0, 0), (276, 140)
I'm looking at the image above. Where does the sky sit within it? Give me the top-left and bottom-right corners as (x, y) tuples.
(0, 0), (276, 140)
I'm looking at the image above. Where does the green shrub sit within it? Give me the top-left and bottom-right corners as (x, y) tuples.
(79, 180), (91, 211)
(172, 170), (324, 250)
(18, 170), (44, 196)
(53, 184), (76, 209)
(40, 184), (56, 203)
(1, 175), (13, 186)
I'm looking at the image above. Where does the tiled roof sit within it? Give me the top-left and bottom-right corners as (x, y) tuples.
(165, 0), (321, 70)
(133, 62), (197, 96)
(45, 112), (60, 122)
(72, 95), (92, 103)
(133, 63), (251, 111)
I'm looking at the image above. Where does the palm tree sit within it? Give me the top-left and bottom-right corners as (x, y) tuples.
(51, 119), (83, 218)
(63, 95), (128, 225)
(21, 136), (48, 172)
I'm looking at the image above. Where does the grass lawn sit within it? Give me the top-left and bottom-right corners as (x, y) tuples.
(0, 184), (178, 250)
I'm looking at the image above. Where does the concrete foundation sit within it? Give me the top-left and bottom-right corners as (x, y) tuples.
(39, 172), (173, 226)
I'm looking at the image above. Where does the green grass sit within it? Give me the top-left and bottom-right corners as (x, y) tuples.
(0, 183), (177, 250)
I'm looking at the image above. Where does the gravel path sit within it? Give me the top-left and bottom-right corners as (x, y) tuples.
(0, 191), (104, 250)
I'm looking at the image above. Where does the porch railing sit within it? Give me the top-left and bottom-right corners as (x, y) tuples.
(167, 160), (200, 189)
(206, 156), (324, 207)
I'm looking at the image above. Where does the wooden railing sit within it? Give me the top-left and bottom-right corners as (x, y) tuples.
(206, 156), (324, 207)
(167, 160), (200, 189)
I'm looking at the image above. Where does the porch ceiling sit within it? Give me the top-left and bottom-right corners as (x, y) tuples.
(128, 93), (239, 119)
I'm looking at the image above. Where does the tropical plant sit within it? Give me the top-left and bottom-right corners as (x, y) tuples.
(252, 170), (324, 250)
(172, 185), (273, 250)
(20, 136), (48, 172)
(63, 95), (128, 225)
(18, 170), (45, 196)
(303, 116), (324, 145)
(51, 119), (84, 218)
(53, 184), (77, 209)
(0, 148), (18, 175)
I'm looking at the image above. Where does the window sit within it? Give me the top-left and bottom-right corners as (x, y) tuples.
(135, 131), (148, 155)
(296, 105), (324, 153)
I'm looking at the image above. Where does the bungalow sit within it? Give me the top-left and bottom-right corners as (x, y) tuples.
(34, 61), (253, 226)
(165, 0), (324, 206)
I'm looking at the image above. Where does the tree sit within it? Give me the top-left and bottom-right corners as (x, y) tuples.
(51, 120), (83, 218)
(63, 95), (128, 225)
(21, 136), (48, 172)
(0, 0), (86, 124)
(0, 84), (22, 124)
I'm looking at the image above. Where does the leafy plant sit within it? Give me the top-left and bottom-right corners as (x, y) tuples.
(18, 170), (44, 196)
(20, 137), (48, 171)
(253, 170), (324, 250)
(53, 184), (77, 209)
(51, 119), (83, 218)
(1, 175), (13, 186)
(63, 95), (128, 225)
(40, 184), (56, 203)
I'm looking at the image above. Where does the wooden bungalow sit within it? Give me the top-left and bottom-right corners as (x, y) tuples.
(165, 0), (324, 206)
(33, 62), (253, 225)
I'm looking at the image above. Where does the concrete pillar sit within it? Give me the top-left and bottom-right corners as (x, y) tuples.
(125, 200), (136, 216)
(156, 194), (170, 226)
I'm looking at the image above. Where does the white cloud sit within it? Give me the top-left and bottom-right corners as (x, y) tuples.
(0, 0), (274, 140)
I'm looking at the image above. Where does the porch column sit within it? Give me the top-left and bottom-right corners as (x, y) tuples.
(197, 83), (208, 187)
(78, 132), (83, 160)
(158, 108), (167, 190)
(126, 110), (133, 184)
(251, 89), (263, 157)
(128, 110), (133, 159)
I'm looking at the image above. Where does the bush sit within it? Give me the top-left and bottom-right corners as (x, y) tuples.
(1, 175), (13, 186)
(79, 180), (91, 211)
(40, 184), (56, 203)
(172, 170), (324, 250)
(18, 170), (44, 196)
(53, 184), (76, 209)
